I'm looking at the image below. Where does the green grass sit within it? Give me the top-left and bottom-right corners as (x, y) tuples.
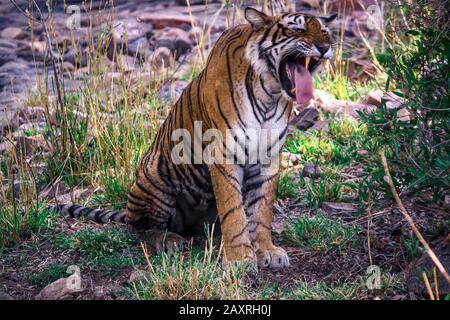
(400, 236), (421, 260)
(54, 228), (144, 276)
(0, 204), (57, 249)
(260, 273), (402, 300)
(314, 72), (378, 102)
(284, 213), (360, 253)
(31, 264), (67, 286)
(131, 240), (250, 300)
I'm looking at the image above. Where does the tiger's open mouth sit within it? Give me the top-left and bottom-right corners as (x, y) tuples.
(280, 55), (322, 108)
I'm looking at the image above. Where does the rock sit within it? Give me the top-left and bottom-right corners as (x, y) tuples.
(0, 110), (19, 137)
(300, 0), (321, 8)
(272, 221), (284, 235)
(116, 54), (136, 73)
(307, 120), (329, 132)
(175, 0), (213, 5)
(112, 19), (153, 45)
(128, 270), (147, 284)
(127, 37), (151, 59)
(155, 28), (193, 57)
(326, 0), (377, 15)
(365, 89), (384, 107)
(0, 40), (17, 66)
(281, 152), (302, 170)
(0, 140), (14, 154)
(35, 276), (84, 300)
(272, 202), (285, 216)
(288, 108), (319, 131)
(18, 106), (46, 124)
(138, 13), (197, 30)
(302, 162), (321, 179)
(406, 234), (450, 297)
(357, 149), (369, 157)
(0, 291), (14, 300)
(443, 195), (450, 210)
(151, 47), (174, 68)
(322, 202), (356, 214)
(1, 27), (25, 40)
(159, 80), (188, 102)
(188, 26), (203, 43)
(63, 49), (88, 68)
(14, 135), (46, 159)
(39, 181), (70, 201)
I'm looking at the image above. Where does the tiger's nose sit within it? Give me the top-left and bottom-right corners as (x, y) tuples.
(316, 44), (330, 55)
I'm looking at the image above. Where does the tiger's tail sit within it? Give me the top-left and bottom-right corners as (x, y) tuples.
(48, 204), (127, 224)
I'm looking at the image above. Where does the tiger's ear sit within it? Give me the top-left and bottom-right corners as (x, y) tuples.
(322, 13), (338, 24)
(245, 7), (272, 30)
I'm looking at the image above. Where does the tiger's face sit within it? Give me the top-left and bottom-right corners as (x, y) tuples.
(245, 8), (336, 108)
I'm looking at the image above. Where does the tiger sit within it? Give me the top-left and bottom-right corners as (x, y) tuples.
(51, 7), (336, 269)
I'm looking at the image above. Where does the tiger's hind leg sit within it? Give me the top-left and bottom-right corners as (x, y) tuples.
(126, 152), (187, 255)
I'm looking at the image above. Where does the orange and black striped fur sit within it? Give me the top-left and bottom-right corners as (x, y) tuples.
(51, 8), (336, 268)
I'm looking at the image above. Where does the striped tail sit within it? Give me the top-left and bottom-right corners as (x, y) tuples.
(49, 204), (128, 224)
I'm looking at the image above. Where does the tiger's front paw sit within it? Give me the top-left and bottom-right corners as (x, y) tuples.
(256, 245), (290, 269)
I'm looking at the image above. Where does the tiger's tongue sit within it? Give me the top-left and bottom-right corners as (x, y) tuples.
(289, 64), (313, 107)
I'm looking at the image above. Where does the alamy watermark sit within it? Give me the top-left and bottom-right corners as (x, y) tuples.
(170, 121), (282, 175)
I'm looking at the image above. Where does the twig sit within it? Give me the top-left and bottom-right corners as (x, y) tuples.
(433, 267), (440, 300)
(366, 191), (373, 266)
(421, 272), (435, 300)
(379, 149), (450, 286)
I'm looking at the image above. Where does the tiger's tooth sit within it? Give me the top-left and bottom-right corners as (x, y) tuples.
(304, 56), (311, 68)
(290, 88), (296, 95)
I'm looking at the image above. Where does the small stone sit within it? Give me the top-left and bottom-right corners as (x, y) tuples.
(289, 108), (319, 131)
(35, 276), (84, 300)
(127, 37), (150, 59)
(138, 13), (197, 30)
(155, 28), (193, 58)
(272, 222), (284, 235)
(14, 135), (46, 159)
(116, 54), (136, 73)
(1, 27), (25, 40)
(151, 47), (174, 68)
(357, 149), (369, 157)
(18, 106), (46, 124)
(302, 162), (321, 179)
(364, 89), (384, 107)
(307, 120), (329, 132)
(272, 203), (285, 216)
(0, 140), (14, 154)
(39, 181), (70, 201)
(0, 111), (19, 136)
(321, 202), (356, 214)
(128, 270), (147, 284)
(444, 195), (450, 209)
(0, 291), (14, 300)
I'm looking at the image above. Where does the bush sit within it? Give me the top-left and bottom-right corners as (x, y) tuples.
(361, 0), (449, 199)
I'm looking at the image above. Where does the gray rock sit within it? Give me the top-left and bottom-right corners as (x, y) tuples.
(321, 202), (356, 214)
(138, 13), (197, 30)
(288, 108), (319, 131)
(1, 27), (26, 40)
(151, 46), (173, 68)
(0, 291), (14, 300)
(302, 162), (322, 179)
(155, 28), (193, 58)
(35, 276), (85, 300)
